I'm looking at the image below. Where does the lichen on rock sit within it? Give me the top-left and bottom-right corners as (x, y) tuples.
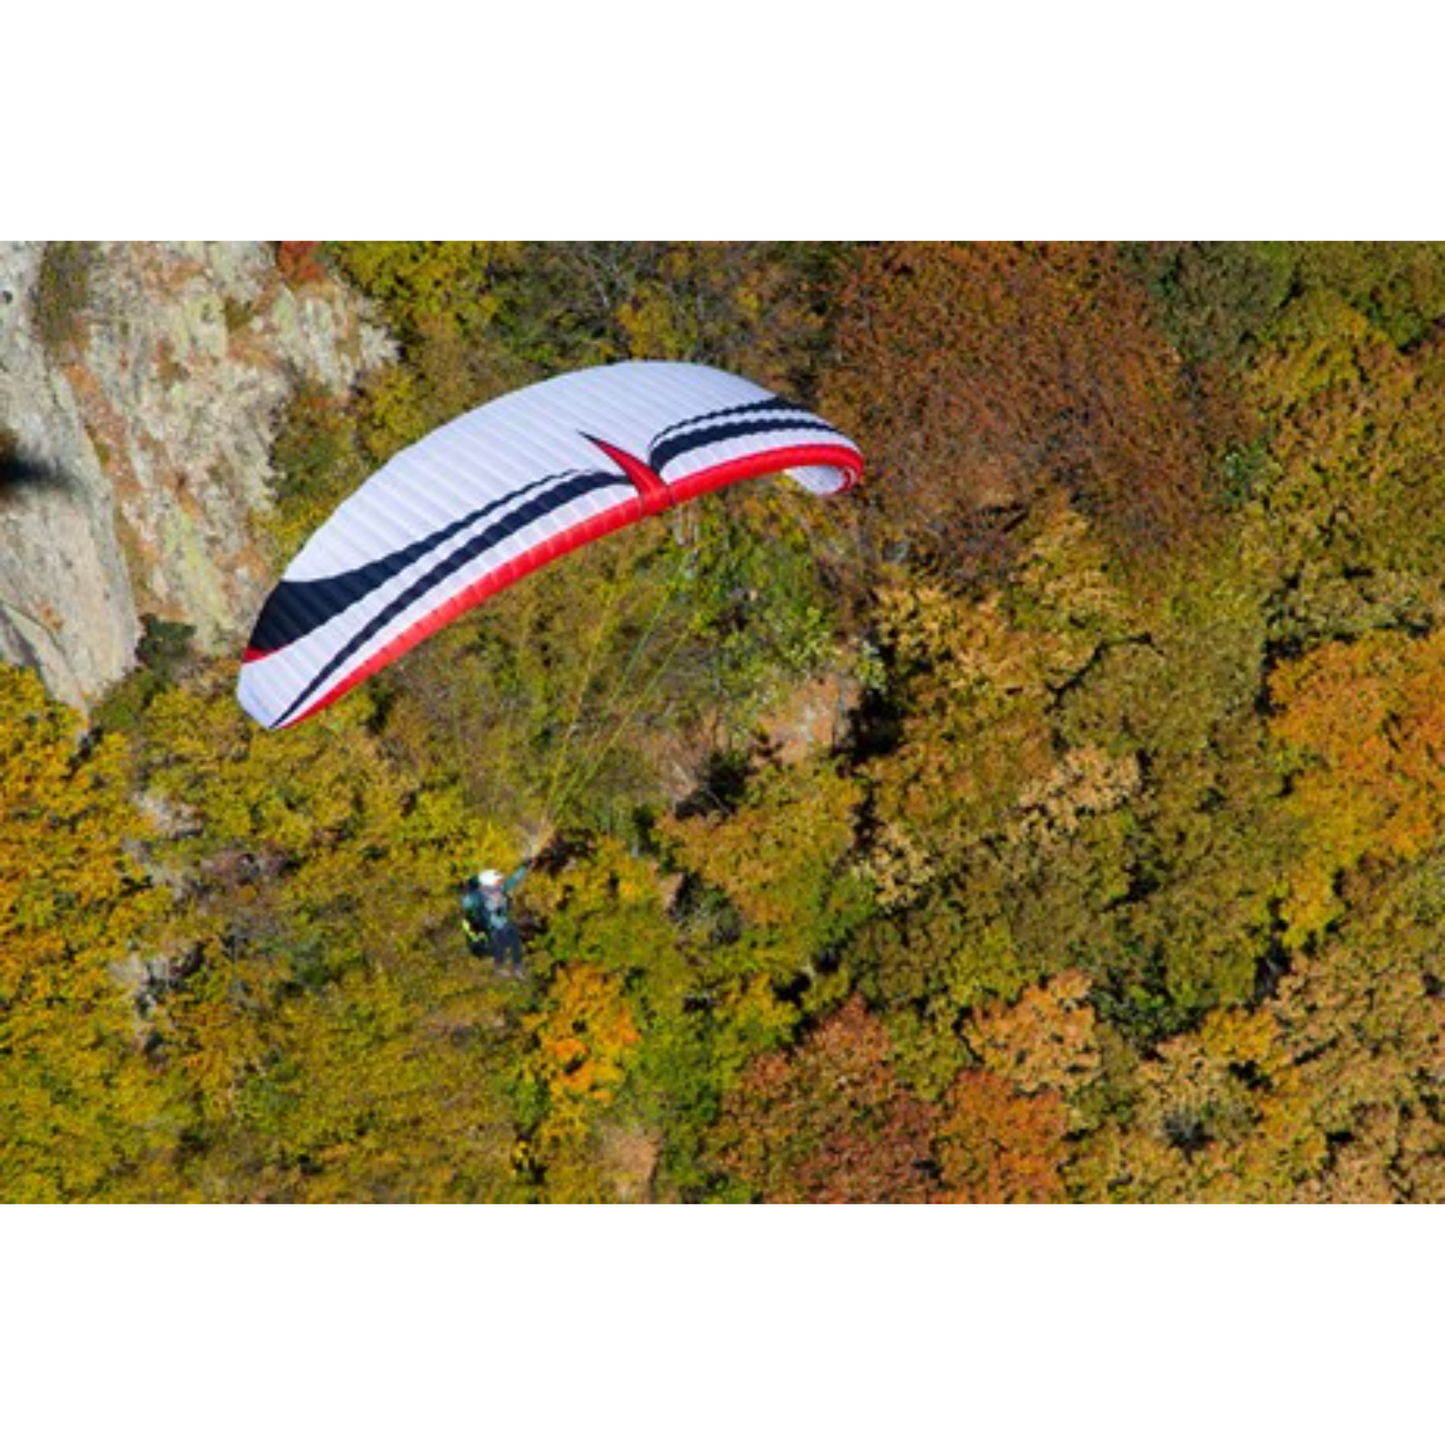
(0, 241), (390, 710)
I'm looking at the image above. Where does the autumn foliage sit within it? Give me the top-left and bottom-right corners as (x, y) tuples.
(708, 996), (937, 1202)
(3, 242), (1443, 1202)
(274, 242), (329, 288)
(824, 243), (1214, 577)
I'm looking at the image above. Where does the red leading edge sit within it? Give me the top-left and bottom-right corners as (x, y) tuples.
(272, 442), (863, 728)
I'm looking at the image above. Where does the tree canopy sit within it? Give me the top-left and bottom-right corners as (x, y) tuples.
(4, 241), (1441, 1202)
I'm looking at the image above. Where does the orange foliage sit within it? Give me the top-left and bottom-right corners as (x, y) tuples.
(964, 970), (1102, 1107)
(275, 242), (328, 288)
(526, 962), (641, 1142)
(935, 1070), (1069, 1203)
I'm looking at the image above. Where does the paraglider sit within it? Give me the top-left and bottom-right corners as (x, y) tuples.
(237, 360), (862, 731)
(460, 860), (532, 978)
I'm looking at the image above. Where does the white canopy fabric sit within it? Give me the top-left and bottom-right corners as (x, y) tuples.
(237, 361), (862, 730)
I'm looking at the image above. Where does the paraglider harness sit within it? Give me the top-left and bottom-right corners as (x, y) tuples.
(461, 861), (530, 978)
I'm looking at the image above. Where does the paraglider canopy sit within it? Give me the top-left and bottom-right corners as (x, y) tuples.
(237, 360), (862, 731)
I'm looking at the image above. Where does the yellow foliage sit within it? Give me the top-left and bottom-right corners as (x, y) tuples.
(660, 762), (868, 982)
(0, 666), (177, 1199)
(334, 242), (518, 342)
(1270, 630), (1445, 944)
(196, 959), (519, 1203)
(612, 243), (825, 389)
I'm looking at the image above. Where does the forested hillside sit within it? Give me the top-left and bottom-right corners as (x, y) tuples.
(3, 241), (1443, 1202)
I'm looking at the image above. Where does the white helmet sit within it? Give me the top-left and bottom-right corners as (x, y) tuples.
(477, 869), (503, 888)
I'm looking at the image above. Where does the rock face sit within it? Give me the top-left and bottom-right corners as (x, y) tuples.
(0, 242), (388, 711)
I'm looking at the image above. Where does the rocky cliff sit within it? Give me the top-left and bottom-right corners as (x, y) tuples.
(0, 242), (388, 711)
